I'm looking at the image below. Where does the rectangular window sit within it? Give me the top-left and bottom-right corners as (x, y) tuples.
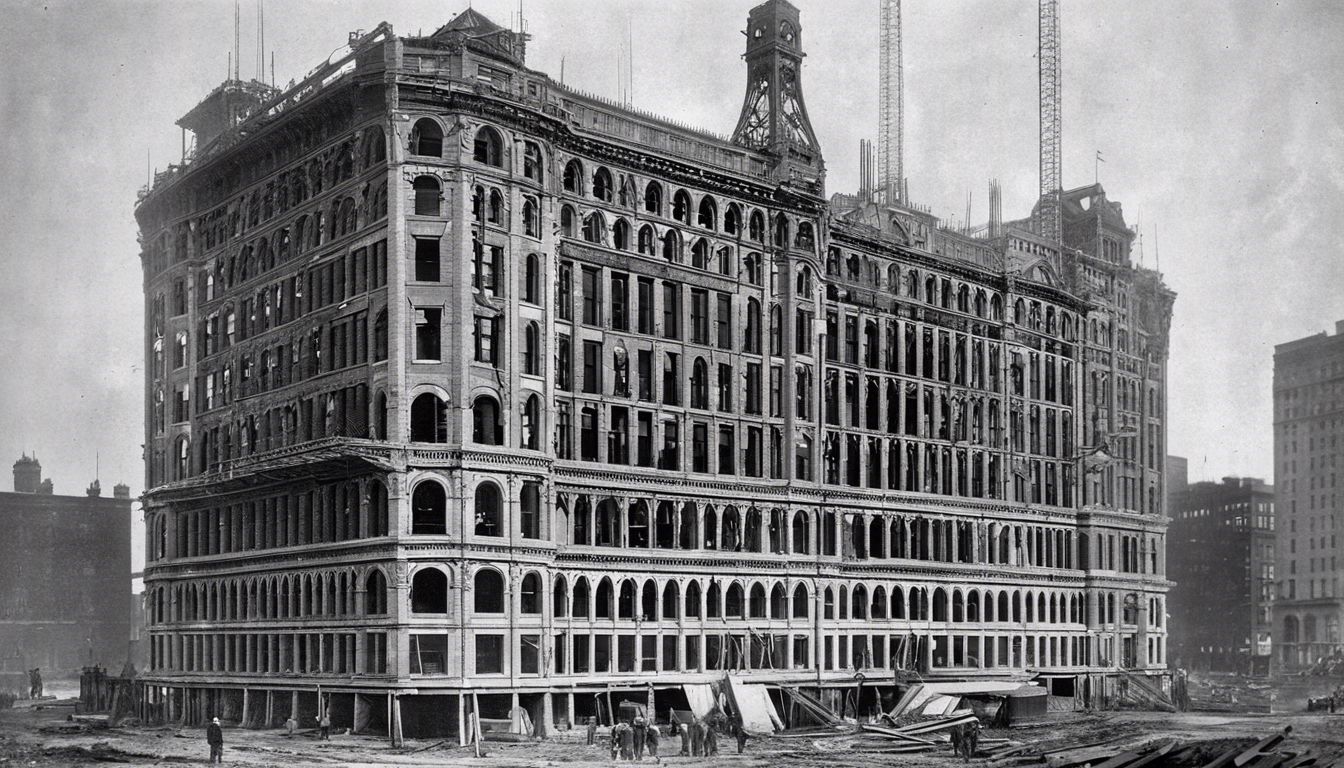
(582, 266), (601, 326)
(414, 237), (440, 282)
(662, 282), (681, 340)
(825, 312), (838, 361)
(663, 353), (680, 406)
(582, 340), (602, 394)
(580, 405), (599, 461)
(556, 335), (572, 391)
(638, 349), (654, 401)
(661, 420), (680, 470)
(769, 365), (783, 418)
(415, 308), (441, 361)
(745, 426), (762, 477)
(745, 363), (762, 414)
(637, 277), (654, 334)
(718, 363), (733, 412)
(716, 293), (733, 349)
(475, 634), (504, 674)
(595, 635), (611, 672)
(609, 406), (629, 464)
(718, 425), (736, 475)
(409, 634), (449, 675)
(555, 400), (573, 459)
(557, 262), (573, 321)
(611, 273), (629, 331)
(637, 411), (654, 467)
(690, 289), (709, 344)
(473, 316), (498, 365)
(520, 635), (540, 674)
(795, 310), (812, 355)
(692, 422), (709, 473)
(844, 316), (858, 363)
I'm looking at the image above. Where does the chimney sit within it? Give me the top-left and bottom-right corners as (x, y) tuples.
(13, 454), (42, 493)
(86, 479), (102, 497)
(113, 483), (131, 500)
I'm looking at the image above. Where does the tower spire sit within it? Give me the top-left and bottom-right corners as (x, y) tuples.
(731, 0), (824, 188)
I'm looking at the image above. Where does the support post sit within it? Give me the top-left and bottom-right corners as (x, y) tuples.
(391, 694), (404, 747)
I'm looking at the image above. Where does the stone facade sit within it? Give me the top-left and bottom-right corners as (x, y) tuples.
(134, 1), (1174, 738)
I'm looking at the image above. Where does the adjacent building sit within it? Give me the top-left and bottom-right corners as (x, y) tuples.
(0, 456), (132, 680)
(1167, 475), (1274, 674)
(134, 1), (1174, 738)
(1273, 320), (1344, 671)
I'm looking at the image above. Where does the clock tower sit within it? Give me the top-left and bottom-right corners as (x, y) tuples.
(731, 0), (825, 190)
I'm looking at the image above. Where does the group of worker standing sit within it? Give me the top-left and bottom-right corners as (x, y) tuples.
(588, 715), (747, 761)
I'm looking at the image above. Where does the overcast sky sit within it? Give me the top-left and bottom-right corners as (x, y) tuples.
(1, 1), (1340, 554)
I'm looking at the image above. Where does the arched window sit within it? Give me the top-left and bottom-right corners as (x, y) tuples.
(560, 205), (576, 238)
(795, 221), (815, 252)
(726, 582), (745, 618)
(520, 480), (541, 538)
(524, 255), (541, 304)
(644, 181), (663, 214)
(472, 394), (503, 445)
(563, 160), (584, 194)
(522, 394), (541, 449)
(411, 569), (447, 613)
(411, 481), (447, 535)
(487, 189), (505, 225)
(520, 572), (542, 614)
(592, 167), (614, 202)
(748, 210), (765, 242)
(749, 583), (767, 618)
(364, 570), (388, 615)
(691, 238), (710, 269)
(613, 218), (631, 250)
(595, 577), (614, 619)
(724, 204), (742, 235)
(523, 197), (540, 237)
(553, 575), (568, 617)
(582, 211), (605, 244)
(474, 569), (504, 613)
(473, 126), (504, 166)
(791, 511), (809, 554)
(523, 142), (543, 182)
(697, 196), (718, 229)
(474, 482), (503, 537)
(638, 225), (655, 255)
(410, 118), (443, 156)
(792, 584), (809, 618)
(672, 190), (693, 224)
(413, 176), (441, 216)
(410, 393), (448, 443)
(572, 576), (591, 618)
(662, 229), (681, 262)
(690, 358), (709, 409)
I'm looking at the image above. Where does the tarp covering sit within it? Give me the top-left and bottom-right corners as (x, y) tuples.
(724, 677), (784, 733)
(353, 695), (372, 734)
(683, 684), (716, 718)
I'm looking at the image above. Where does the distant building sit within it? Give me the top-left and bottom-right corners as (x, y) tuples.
(1167, 476), (1274, 674)
(1273, 320), (1344, 671)
(0, 456), (132, 677)
(1165, 456), (1188, 513)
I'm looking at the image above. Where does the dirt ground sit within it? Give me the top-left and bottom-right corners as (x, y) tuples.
(3, 701), (1343, 767)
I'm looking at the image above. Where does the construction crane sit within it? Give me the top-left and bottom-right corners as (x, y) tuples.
(1038, 0), (1062, 243)
(877, 0), (903, 205)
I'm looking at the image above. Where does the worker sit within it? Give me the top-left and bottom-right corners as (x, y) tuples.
(619, 720), (635, 760)
(645, 720), (661, 763)
(689, 717), (703, 756)
(609, 722), (622, 760)
(317, 711), (331, 740)
(206, 716), (224, 764)
(702, 719), (718, 756)
(632, 715), (647, 760)
(284, 716), (297, 737)
(678, 721), (690, 756)
(733, 721), (748, 754)
(587, 716), (598, 746)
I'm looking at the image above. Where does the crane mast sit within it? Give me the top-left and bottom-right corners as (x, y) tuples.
(1038, 0), (1062, 243)
(878, 0), (903, 205)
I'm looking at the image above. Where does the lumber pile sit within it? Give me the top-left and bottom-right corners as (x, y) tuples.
(986, 727), (1318, 768)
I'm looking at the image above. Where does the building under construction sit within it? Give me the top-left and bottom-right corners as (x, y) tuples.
(133, 0), (1175, 740)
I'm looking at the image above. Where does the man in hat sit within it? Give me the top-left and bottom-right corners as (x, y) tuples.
(206, 717), (224, 763)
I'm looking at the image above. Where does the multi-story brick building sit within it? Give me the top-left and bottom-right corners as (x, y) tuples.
(134, 1), (1174, 739)
(0, 456), (132, 682)
(1168, 476), (1275, 674)
(1273, 320), (1344, 672)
